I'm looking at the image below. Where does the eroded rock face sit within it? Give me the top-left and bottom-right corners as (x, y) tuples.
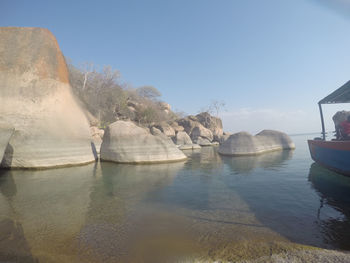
(218, 130), (295, 156)
(0, 27), (96, 168)
(100, 121), (186, 163)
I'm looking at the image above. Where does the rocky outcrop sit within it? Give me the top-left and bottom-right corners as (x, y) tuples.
(190, 125), (213, 142)
(196, 112), (223, 139)
(218, 130), (295, 156)
(177, 116), (199, 135)
(175, 113), (224, 145)
(170, 122), (184, 133)
(153, 122), (175, 137)
(0, 124), (14, 163)
(0, 27), (96, 168)
(100, 121), (187, 163)
(333, 111), (350, 127)
(174, 131), (192, 145)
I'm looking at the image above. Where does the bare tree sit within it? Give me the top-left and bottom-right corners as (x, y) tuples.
(211, 100), (226, 117)
(81, 62), (94, 90)
(136, 86), (161, 100)
(200, 100), (226, 117)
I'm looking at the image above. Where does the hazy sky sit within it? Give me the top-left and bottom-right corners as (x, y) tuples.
(2, 0), (350, 134)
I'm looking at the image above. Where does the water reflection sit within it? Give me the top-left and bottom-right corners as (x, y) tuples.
(0, 161), (186, 263)
(222, 150), (293, 174)
(308, 163), (350, 250)
(184, 146), (223, 175)
(78, 161), (186, 263)
(3, 138), (350, 261)
(0, 164), (96, 262)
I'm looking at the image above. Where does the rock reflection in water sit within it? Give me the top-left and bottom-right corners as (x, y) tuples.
(0, 161), (186, 263)
(184, 146), (223, 175)
(0, 164), (97, 262)
(222, 149), (293, 174)
(78, 161), (186, 263)
(308, 163), (350, 250)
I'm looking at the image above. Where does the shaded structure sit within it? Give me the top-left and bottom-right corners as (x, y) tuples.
(308, 80), (350, 176)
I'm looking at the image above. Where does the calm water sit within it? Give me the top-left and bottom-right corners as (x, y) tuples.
(1, 134), (350, 262)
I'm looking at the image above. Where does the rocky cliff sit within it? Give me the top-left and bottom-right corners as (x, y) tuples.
(0, 27), (96, 168)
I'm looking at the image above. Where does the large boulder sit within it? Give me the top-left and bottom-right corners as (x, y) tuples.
(174, 131), (192, 145)
(195, 137), (212, 146)
(190, 125), (213, 142)
(100, 121), (187, 163)
(218, 130), (295, 156)
(0, 27), (96, 168)
(196, 112), (223, 138)
(177, 116), (199, 135)
(0, 124), (14, 163)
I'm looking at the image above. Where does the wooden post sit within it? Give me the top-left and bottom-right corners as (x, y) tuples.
(319, 103), (326, 140)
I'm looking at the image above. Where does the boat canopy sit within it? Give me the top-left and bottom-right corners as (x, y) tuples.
(319, 80), (350, 104)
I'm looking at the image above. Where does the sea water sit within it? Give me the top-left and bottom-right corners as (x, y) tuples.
(0, 134), (350, 262)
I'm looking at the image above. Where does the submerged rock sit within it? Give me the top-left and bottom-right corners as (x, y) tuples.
(100, 121), (187, 163)
(218, 130), (295, 156)
(0, 27), (96, 168)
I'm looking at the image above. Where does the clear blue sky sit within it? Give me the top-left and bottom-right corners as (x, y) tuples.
(2, 0), (350, 134)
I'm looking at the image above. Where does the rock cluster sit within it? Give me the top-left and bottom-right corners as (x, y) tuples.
(218, 130), (295, 156)
(0, 27), (96, 168)
(149, 112), (224, 149)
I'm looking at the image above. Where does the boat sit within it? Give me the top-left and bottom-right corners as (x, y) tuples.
(308, 80), (350, 176)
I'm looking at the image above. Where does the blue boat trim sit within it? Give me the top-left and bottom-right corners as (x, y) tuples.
(308, 140), (350, 176)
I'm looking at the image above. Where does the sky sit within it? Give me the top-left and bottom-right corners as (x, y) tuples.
(2, 0), (350, 134)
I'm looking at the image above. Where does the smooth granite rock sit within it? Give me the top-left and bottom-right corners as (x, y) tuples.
(218, 130), (295, 156)
(100, 121), (187, 163)
(174, 131), (193, 146)
(0, 124), (14, 163)
(0, 27), (96, 168)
